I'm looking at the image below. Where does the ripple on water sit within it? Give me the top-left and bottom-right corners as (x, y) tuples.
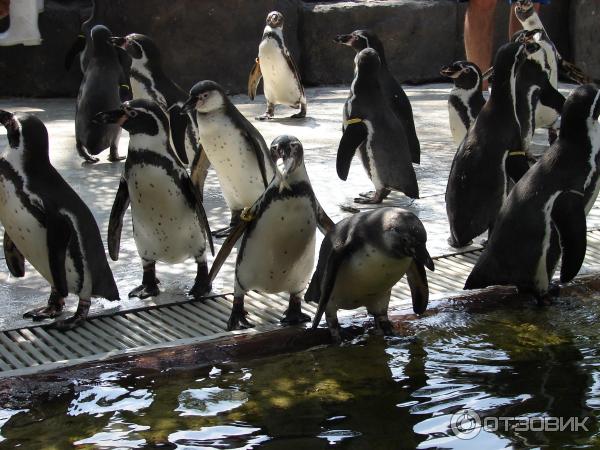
(175, 387), (248, 417)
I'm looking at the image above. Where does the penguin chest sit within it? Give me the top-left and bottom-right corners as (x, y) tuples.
(130, 68), (167, 108)
(197, 116), (267, 209)
(330, 247), (411, 311)
(258, 38), (302, 106)
(448, 92), (471, 146)
(534, 192), (561, 292)
(127, 164), (206, 264)
(448, 105), (468, 146)
(237, 196), (316, 294)
(361, 122), (384, 190)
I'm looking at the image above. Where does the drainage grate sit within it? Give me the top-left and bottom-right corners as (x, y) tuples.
(1, 229), (600, 378)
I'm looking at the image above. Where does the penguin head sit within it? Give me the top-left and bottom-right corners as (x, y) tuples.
(515, 0), (535, 23)
(440, 61), (482, 90)
(380, 209), (434, 271)
(90, 25), (113, 51)
(266, 11), (284, 29)
(113, 33), (156, 64)
(334, 30), (386, 62)
(93, 99), (167, 136)
(559, 85), (600, 142)
(182, 81), (226, 114)
(0, 111), (49, 160)
(269, 135), (304, 182)
(356, 48), (381, 74)
(510, 28), (543, 45)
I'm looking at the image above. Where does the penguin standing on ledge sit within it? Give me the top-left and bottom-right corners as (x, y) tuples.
(440, 61), (485, 145)
(248, 11), (306, 120)
(0, 111), (119, 330)
(337, 48), (418, 204)
(182, 80), (275, 237)
(306, 207), (434, 343)
(335, 29), (421, 164)
(95, 99), (214, 300)
(465, 85), (600, 302)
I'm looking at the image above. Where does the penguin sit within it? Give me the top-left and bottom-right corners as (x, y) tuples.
(305, 207), (434, 343)
(75, 25), (132, 163)
(440, 61), (485, 146)
(335, 29), (421, 164)
(111, 32), (209, 198)
(248, 11), (306, 120)
(94, 99), (214, 300)
(337, 48), (418, 204)
(0, 111), (119, 330)
(445, 41), (565, 248)
(64, 0), (103, 72)
(208, 135), (333, 330)
(465, 84), (600, 302)
(182, 80), (276, 238)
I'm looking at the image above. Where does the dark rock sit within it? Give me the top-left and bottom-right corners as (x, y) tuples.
(570, 0), (600, 81)
(300, 0), (458, 86)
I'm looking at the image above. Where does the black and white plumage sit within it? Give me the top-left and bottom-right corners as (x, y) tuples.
(338, 48), (418, 204)
(75, 25), (132, 163)
(446, 41), (565, 248)
(182, 80), (276, 237)
(248, 11), (306, 120)
(94, 99), (213, 300)
(0, 111), (119, 329)
(440, 61), (485, 145)
(212, 136), (332, 330)
(335, 29), (421, 164)
(465, 85), (600, 301)
(305, 207), (434, 343)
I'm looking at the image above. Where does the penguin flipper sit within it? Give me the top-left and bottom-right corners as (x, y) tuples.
(208, 221), (248, 284)
(311, 245), (347, 330)
(243, 128), (271, 188)
(46, 211), (72, 298)
(108, 178), (130, 261)
(248, 58), (262, 100)
(552, 191), (587, 283)
(116, 47), (133, 102)
(3, 232), (25, 278)
(406, 261), (430, 315)
(64, 35), (86, 71)
(559, 59), (592, 85)
(539, 81), (566, 114)
(316, 200), (335, 235)
(337, 122), (367, 181)
(181, 176), (214, 256)
(168, 104), (190, 165)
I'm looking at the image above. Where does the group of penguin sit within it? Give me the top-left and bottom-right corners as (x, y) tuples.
(0, 0), (596, 342)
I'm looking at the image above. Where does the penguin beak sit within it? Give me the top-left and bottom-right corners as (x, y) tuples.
(181, 96), (198, 114)
(440, 65), (460, 78)
(334, 34), (352, 45)
(110, 36), (126, 48)
(414, 245), (434, 271)
(482, 66), (494, 81)
(92, 109), (128, 126)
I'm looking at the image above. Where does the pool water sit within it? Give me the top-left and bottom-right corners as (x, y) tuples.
(1, 295), (599, 449)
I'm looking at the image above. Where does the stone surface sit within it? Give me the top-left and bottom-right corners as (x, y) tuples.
(570, 0), (600, 81)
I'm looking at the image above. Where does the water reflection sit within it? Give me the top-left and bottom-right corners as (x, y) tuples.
(0, 296), (599, 448)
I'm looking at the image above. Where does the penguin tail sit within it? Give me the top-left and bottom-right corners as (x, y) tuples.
(93, 277), (121, 301)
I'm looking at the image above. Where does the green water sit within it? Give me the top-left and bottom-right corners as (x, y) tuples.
(1, 296), (600, 449)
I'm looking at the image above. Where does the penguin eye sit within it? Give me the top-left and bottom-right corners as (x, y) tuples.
(126, 109), (138, 118)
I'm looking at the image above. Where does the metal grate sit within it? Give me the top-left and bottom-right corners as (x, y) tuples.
(1, 229), (600, 378)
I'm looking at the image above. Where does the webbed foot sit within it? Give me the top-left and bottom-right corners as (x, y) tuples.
(128, 283), (160, 299)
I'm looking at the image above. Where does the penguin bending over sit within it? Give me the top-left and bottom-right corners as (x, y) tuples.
(182, 80), (275, 238)
(208, 135), (333, 330)
(446, 41), (565, 248)
(75, 25), (132, 163)
(305, 207), (434, 343)
(112, 33), (209, 198)
(338, 48), (418, 204)
(95, 99), (214, 300)
(465, 85), (600, 302)
(440, 61), (485, 146)
(0, 111), (119, 329)
(248, 11), (306, 120)
(335, 29), (421, 164)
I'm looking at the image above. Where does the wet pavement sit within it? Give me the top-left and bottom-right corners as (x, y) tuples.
(0, 83), (588, 331)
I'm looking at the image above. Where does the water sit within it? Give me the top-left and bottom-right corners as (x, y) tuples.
(1, 295), (600, 449)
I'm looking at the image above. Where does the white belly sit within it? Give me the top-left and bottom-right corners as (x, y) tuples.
(197, 115), (270, 210)
(128, 165), (206, 264)
(448, 105), (468, 146)
(259, 39), (302, 107)
(330, 246), (411, 312)
(130, 68), (167, 109)
(237, 196), (316, 294)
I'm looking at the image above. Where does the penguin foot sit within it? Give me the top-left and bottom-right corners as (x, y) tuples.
(354, 195), (383, 204)
(255, 113), (273, 121)
(108, 154), (126, 162)
(373, 317), (395, 337)
(280, 309), (311, 325)
(188, 282), (212, 300)
(358, 191), (376, 198)
(128, 283), (160, 299)
(447, 236), (472, 248)
(212, 226), (235, 238)
(290, 111), (306, 119)
(81, 155), (100, 164)
(227, 310), (254, 331)
(51, 314), (87, 331)
(23, 304), (64, 321)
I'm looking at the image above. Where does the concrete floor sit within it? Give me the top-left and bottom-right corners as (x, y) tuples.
(0, 83), (587, 331)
